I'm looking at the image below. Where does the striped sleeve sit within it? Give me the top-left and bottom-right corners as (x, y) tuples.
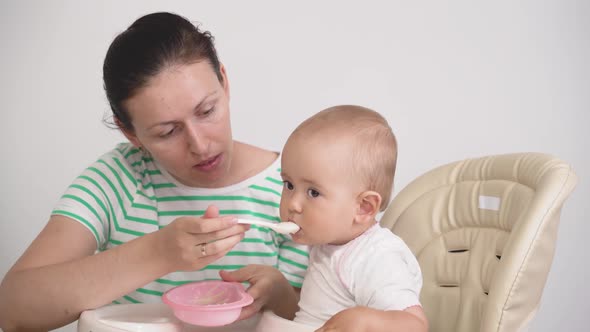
(51, 159), (115, 250)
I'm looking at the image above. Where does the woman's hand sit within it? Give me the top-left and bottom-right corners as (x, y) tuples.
(155, 205), (250, 271)
(220, 264), (300, 320)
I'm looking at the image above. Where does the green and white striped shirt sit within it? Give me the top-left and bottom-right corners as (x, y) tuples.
(52, 143), (309, 304)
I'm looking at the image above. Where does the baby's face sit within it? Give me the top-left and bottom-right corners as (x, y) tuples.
(279, 134), (362, 245)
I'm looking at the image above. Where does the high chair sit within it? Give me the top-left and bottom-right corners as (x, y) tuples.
(380, 153), (577, 332)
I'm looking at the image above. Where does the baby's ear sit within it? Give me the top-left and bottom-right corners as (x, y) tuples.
(354, 191), (382, 224)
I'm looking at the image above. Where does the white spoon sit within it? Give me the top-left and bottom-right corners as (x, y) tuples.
(237, 219), (300, 234)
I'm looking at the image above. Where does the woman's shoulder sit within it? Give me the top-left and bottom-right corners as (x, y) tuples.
(97, 142), (138, 159)
(233, 141), (281, 177)
(89, 142), (159, 179)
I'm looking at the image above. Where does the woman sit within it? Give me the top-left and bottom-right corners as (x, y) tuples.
(0, 12), (308, 331)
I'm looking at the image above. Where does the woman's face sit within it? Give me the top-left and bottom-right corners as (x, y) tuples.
(123, 61), (233, 188)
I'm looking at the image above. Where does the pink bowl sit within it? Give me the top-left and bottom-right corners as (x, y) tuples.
(162, 280), (253, 326)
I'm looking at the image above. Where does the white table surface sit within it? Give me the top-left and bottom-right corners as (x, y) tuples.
(77, 303), (314, 332)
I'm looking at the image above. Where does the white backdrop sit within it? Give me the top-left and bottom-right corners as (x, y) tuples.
(1, 1), (588, 331)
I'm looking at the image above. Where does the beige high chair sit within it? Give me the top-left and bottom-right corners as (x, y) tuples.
(380, 153), (577, 332)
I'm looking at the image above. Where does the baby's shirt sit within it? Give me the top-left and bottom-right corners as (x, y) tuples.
(294, 223), (422, 327)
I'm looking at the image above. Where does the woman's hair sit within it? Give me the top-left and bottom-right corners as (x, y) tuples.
(103, 12), (222, 131)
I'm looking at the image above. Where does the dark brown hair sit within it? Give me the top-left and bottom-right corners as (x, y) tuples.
(103, 12), (223, 131)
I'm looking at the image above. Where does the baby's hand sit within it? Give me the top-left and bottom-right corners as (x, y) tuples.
(315, 307), (371, 332)
(317, 306), (428, 332)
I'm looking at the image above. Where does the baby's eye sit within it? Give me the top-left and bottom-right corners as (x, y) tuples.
(283, 181), (294, 190)
(307, 189), (320, 198)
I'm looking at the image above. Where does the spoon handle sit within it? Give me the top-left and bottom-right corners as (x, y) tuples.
(237, 218), (275, 228)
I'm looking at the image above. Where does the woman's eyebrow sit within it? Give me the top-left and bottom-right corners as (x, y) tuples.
(147, 91), (218, 130)
(193, 91), (218, 112)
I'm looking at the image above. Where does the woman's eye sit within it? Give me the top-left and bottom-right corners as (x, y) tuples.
(307, 189), (320, 198)
(283, 181), (294, 190)
(160, 127), (176, 138)
(202, 108), (215, 116)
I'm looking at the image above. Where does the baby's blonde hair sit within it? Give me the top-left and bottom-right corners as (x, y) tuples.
(291, 105), (397, 211)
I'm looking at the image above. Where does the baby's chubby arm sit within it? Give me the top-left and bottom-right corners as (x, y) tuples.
(315, 305), (428, 332)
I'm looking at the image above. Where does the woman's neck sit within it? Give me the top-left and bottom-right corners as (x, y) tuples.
(227, 141), (279, 185)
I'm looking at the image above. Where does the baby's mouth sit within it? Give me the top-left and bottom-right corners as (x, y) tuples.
(287, 219), (302, 234)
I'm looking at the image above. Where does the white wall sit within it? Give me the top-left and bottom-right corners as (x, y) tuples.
(1, 1), (588, 331)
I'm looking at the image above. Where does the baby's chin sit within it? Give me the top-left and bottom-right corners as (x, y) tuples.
(290, 230), (305, 243)
(291, 229), (313, 245)
(291, 231), (328, 246)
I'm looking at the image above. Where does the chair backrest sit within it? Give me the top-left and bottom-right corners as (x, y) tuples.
(381, 153), (577, 332)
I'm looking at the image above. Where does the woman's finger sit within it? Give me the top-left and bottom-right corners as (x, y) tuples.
(237, 298), (264, 320)
(202, 205), (219, 218)
(184, 215), (238, 234)
(198, 233), (244, 259)
(219, 265), (256, 283)
(201, 224), (249, 244)
(189, 235), (243, 269)
(210, 224), (250, 239)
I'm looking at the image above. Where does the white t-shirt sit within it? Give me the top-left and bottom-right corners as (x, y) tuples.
(52, 143), (309, 304)
(294, 223), (422, 327)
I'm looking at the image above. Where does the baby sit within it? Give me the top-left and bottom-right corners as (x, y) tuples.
(279, 105), (428, 331)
